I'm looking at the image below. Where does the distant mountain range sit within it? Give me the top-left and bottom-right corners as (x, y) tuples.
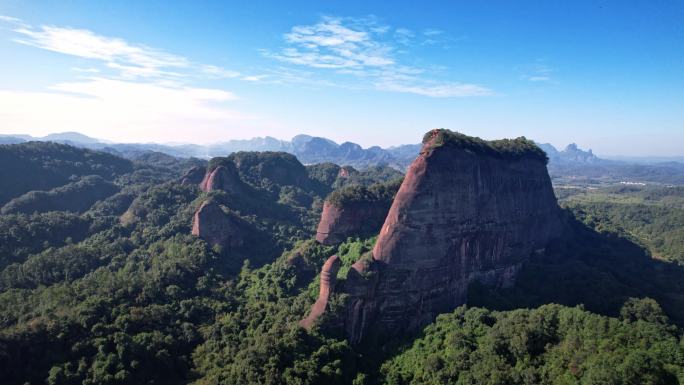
(2, 131), (683, 185)
(0, 132), (421, 170)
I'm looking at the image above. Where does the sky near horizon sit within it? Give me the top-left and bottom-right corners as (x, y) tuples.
(0, 0), (682, 156)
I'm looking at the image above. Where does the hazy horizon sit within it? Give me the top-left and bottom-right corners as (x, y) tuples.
(1, 0), (682, 156)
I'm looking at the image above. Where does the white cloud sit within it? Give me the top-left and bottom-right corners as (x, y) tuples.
(527, 76), (551, 82)
(201, 65), (242, 79)
(0, 78), (257, 143)
(242, 75), (269, 82)
(271, 16), (394, 69)
(423, 29), (444, 37)
(72, 67), (100, 73)
(394, 28), (415, 45)
(13, 25), (189, 78)
(0, 15), (23, 23)
(0, 16), (267, 142)
(4, 17), (246, 82)
(267, 16), (492, 98)
(522, 63), (554, 83)
(376, 81), (493, 97)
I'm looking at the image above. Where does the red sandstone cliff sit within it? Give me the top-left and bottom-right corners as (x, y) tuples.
(315, 181), (400, 245)
(315, 200), (389, 245)
(199, 163), (246, 194)
(192, 200), (245, 248)
(300, 255), (341, 329)
(180, 166), (206, 186)
(342, 129), (563, 343)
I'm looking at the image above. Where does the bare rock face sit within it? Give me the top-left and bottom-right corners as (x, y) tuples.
(315, 200), (389, 245)
(192, 200), (244, 248)
(199, 163), (245, 194)
(300, 255), (341, 329)
(337, 166), (354, 178)
(342, 129), (563, 344)
(180, 166), (206, 185)
(315, 181), (400, 245)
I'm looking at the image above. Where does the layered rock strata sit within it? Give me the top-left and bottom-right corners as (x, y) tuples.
(300, 255), (341, 329)
(315, 200), (390, 245)
(342, 129), (562, 343)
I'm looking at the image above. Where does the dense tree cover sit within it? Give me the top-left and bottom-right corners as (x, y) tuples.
(0, 144), (401, 384)
(327, 178), (402, 206)
(1, 175), (119, 215)
(1, 142), (683, 384)
(306, 163), (346, 187)
(223, 151), (309, 190)
(468, 208), (684, 322)
(0, 211), (92, 270)
(306, 163), (403, 191)
(0, 142), (132, 205)
(424, 129), (548, 162)
(381, 303), (684, 385)
(557, 185), (684, 264)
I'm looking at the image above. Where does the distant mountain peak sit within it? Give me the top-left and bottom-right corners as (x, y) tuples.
(42, 131), (102, 144)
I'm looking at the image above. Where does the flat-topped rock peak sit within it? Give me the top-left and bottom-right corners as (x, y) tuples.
(336, 129), (562, 343)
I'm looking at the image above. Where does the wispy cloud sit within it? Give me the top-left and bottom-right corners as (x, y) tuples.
(0, 16), (264, 142)
(5, 18), (245, 82)
(395, 28), (415, 45)
(268, 16), (394, 69)
(0, 78), (260, 143)
(375, 81), (492, 97)
(422, 29), (444, 37)
(266, 16), (492, 97)
(13, 25), (190, 79)
(522, 63), (554, 83)
(0, 15), (23, 24)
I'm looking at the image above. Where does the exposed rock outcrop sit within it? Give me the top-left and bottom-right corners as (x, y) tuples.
(341, 129), (563, 343)
(199, 163), (245, 194)
(192, 200), (244, 248)
(300, 255), (341, 329)
(315, 200), (388, 246)
(315, 180), (401, 245)
(180, 166), (206, 185)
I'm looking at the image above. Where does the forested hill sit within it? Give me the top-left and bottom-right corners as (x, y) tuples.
(0, 142), (133, 206)
(0, 141), (683, 384)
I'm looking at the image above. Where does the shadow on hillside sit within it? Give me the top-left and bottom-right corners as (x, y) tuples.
(468, 208), (684, 324)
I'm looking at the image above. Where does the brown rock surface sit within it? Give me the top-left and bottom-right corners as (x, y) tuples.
(300, 255), (341, 329)
(315, 200), (389, 245)
(342, 129), (563, 343)
(199, 163), (245, 194)
(180, 166), (206, 185)
(192, 200), (244, 248)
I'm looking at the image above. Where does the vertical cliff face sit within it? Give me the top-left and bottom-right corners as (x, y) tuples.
(300, 255), (341, 329)
(315, 200), (389, 245)
(199, 163), (246, 194)
(342, 129), (562, 343)
(315, 181), (401, 245)
(192, 200), (245, 248)
(180, 166), (206, 186)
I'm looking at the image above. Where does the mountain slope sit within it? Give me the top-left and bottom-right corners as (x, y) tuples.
(0, 142), (132, 205)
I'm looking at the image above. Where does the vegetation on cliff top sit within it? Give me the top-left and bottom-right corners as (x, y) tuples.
(423, 129), (548, 162)
(326, 178), (402, 206)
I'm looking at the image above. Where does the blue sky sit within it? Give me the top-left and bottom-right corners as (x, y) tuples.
(0, 0), (682, 155)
